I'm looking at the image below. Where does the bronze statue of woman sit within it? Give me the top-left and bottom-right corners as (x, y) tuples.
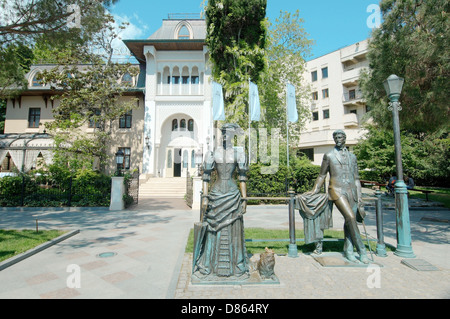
(192, 123), (249, 281)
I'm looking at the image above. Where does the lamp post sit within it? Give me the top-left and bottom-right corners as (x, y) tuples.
(195, 148), (203, 177)
(383, 74), (415, 258)
(115, 149), (124, 177)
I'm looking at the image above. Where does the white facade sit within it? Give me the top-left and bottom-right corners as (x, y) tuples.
(298, 39), (370, 165)
(125, 18), (213, 179)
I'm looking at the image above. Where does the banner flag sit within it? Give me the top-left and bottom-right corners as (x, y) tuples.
(212, 81), (225, 121)
(286, 83), (298, 123)
(249, 81), (261, 122)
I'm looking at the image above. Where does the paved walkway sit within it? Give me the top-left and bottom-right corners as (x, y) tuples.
(0, 191), (448, 299)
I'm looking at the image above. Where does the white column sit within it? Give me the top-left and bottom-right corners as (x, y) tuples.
(143, 45), (157, 176)
(143, 100), (156, 175)
(192, 175), (202, 211)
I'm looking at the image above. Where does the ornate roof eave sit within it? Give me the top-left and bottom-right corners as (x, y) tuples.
(123, 39), (205, 62)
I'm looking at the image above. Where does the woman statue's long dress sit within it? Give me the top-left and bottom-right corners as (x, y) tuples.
(193, 124), (249, 280)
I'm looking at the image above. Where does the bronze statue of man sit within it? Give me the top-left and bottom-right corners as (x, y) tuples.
(307, 129), (369, 263)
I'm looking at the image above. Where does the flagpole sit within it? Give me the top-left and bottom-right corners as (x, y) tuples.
(248, 78), (251, 165)
(286, 82), (289, 169)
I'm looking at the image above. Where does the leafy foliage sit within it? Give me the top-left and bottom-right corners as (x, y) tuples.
(206, 0), (267, 127)
(35, 12), (139, 172)
(0, 167), (111, 207)
(360, 0), (450, 134)
(354, 124), (449, 186)
(0, 0), (119, 97)
(261, 10), (314, 141)
(247, 148), (320, 203)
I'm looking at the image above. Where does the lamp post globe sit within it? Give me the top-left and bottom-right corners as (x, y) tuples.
(115, 149), (124, 176)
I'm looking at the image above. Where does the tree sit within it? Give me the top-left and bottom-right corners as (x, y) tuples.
(0, 0), (119, 96)
(0, 99), (5, 133)
(0, 42), (34, 97)
(0, 0), (118, 44)
(354, 124), (449, 186)
(360, 0), (449, 134)
(356, 0), (449, 186)
(261, 10), (314, 140)
(205, 0), (267, 127)
(39, 14), (139, 173)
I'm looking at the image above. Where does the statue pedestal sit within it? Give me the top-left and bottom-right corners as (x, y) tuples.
(312, 252), (383, 268)
(191, 271), (279, 286)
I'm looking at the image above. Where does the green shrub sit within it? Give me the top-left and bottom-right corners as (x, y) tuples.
(0, 169), (111, 207)
(246, 155), (320, 203)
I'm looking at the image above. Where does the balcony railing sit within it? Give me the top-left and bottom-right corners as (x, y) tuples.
(343, 89), (364, 103)
(158, 83), (202, 96)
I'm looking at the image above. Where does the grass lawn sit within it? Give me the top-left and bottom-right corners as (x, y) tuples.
(408, 187), (450, 208)
(0, 229), (66, 263)
(185, 227), (390, 255)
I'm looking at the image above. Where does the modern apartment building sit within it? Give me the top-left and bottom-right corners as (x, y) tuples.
(298, 39), (370, 165)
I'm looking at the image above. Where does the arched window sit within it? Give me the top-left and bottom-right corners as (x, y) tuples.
(178, 25), (190, 39)
(188, 119), (194, 132)
(32, 73), (43, 87)
(172, 119), (178, 131)
(180, 119), (186, 130)
(121, 73), (133, 86)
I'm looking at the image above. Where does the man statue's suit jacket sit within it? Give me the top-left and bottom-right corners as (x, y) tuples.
(318, 147), (359, 203)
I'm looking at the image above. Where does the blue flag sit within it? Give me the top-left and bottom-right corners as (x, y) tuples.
(212, 81), (225, 121)
(286, 83), (298, 123)
(249, 81), (261, 121)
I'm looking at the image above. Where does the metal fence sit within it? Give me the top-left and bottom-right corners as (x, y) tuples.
(124, 169), (139, 207)
(185, 171), (193, 208)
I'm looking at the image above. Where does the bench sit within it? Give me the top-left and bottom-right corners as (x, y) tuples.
(360, 180), (386, 188)
(410, 189), (434, 201)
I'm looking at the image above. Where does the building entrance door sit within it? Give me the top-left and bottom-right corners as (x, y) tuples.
(174, 148), (181, 177)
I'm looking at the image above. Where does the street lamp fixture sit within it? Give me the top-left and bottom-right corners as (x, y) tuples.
(383, 74), (404, 100)
(383, 74), (415, 258)
(115, 149), (124, 176)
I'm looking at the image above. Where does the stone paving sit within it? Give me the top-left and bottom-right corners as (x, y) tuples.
(0, 191), (448, 299)
(174, 252), (449, 299)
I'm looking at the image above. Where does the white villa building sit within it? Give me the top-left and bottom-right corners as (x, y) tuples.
(123, 16), (213, 179)
(1, 15), (213, 186)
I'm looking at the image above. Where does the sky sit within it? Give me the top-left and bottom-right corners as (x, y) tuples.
(108, 0), (381, 61)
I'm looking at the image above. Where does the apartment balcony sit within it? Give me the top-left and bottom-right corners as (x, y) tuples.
(343, 89), (365, 106)
(341, 67), (361, 87)
(343, 112), (359, 128)
(341, 51), (367, 65)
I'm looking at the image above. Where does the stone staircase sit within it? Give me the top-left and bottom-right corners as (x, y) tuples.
(139, 177), (187, 199)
